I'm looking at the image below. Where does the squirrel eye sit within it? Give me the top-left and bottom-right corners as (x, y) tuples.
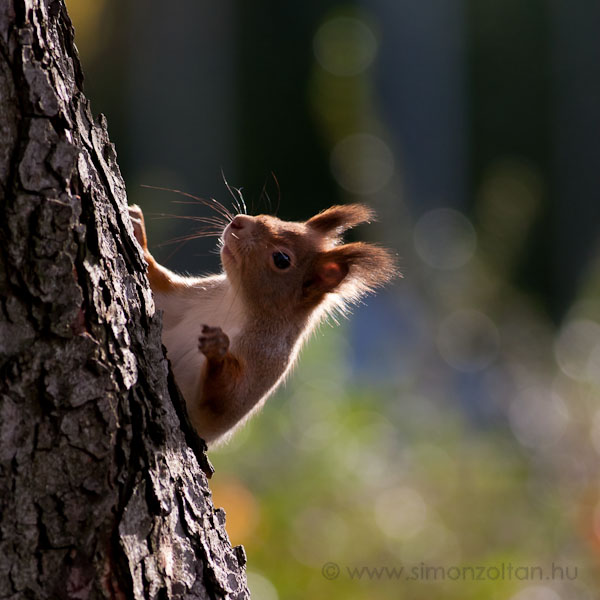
(272, 251), (291, 269)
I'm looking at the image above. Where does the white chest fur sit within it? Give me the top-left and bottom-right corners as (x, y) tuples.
(153, 274), (246, 401)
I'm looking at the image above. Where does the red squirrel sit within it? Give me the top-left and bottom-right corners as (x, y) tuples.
(128, 202), (396, 446)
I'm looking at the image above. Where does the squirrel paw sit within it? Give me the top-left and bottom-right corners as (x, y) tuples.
(128, 204), (148, 249)
(198, 325), (229, 360)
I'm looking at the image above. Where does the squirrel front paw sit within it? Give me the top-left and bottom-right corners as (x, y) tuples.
(128, 204), (148, 250)
(198, 325), (229, 360)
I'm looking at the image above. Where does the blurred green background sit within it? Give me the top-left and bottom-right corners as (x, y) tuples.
(65, 1), (600, 598)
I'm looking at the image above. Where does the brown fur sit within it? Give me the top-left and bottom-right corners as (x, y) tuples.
(306, 204), (376, 234)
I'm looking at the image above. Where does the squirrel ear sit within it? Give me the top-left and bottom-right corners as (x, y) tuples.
(306, 204), (375, 235)
(302, 242), (398, 303)
(302, 259), (349, 300)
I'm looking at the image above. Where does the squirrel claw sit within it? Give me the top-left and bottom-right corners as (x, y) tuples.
(128, 204), (147, 248)
(199, 325), (229, 360)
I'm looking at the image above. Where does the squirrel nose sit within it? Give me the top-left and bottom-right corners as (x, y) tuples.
(230, 215), (253, 230)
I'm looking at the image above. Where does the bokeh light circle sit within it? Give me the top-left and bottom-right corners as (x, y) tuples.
(246, 572), (279, 600)
(554, 319), (600, 382)
(509, 585), (561, 600)
(330, 133), (394, 195)
(590, 410), (600, 456)
(313, 17), (377, 77)
(375, 486), (428, 540)
(414, 208), (476, 269)
(437, 309), (500, 372)
(508, 387), (568, 449)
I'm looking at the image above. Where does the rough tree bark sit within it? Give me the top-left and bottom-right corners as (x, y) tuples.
(0, 2), (250, 598)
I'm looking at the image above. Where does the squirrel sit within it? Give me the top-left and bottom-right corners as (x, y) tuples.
(128, 201), (396, 446)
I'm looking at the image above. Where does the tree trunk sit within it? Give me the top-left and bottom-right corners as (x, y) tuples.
(0, 2), (249, 598)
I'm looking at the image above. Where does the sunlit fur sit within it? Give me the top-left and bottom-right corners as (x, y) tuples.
(129, 203), (397, 446)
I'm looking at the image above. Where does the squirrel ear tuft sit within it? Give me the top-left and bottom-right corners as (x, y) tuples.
(302, 242), (398, 303)
(306, 204), (375, 235)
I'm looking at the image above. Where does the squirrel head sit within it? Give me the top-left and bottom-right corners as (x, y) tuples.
(220, 204), (397, 321)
